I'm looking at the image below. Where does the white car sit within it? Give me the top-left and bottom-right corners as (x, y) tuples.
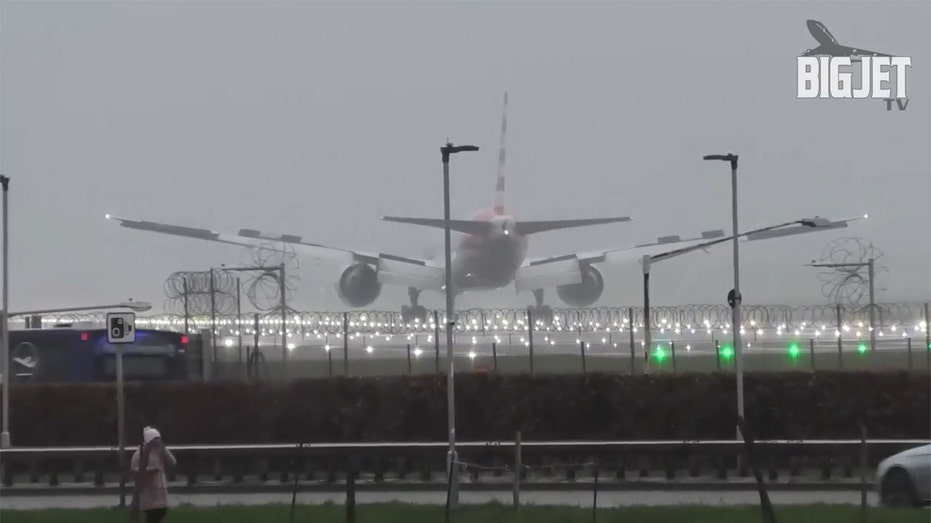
(876, 444), (931, 507)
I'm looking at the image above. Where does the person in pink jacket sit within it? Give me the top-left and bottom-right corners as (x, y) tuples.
(130, 426), (178, 523)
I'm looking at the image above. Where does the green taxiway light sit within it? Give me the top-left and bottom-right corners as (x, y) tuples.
(787, 342), (801, 360)
(720, 345), (734, 361)
(652, 346), (668, 363)
(857, 343), (868, 354)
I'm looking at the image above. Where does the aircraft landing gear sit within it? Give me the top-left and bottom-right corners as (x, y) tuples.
(529, 289), (555, 325)
(401, 287), (428, 324)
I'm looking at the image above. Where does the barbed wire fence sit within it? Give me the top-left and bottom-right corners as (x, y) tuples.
(156, 241), (304, 331)
(816, 237), (889, 309)
(26, 301), (930, 336)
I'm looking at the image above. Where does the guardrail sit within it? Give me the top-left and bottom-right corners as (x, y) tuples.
(2, 438), (928, 494)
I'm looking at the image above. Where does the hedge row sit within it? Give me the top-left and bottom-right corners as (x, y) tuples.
(3, 371), (928, 446)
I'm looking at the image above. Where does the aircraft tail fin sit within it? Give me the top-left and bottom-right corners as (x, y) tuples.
(493, 92), (508, 215)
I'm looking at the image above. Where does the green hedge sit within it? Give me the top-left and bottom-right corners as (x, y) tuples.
(3, 371), (928, 446)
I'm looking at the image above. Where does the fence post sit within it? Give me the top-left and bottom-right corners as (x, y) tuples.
(343, 312), (350, 377)
(809, 339), (816, 372)
(715, 340), (721, 370)
(434, 310), (440, 374)
(289, 443), (303, 523)
(628, 307), (635, 374)
(592, 464), (599, 523)
(527, 309), (535, 374)
(345, 456), (356, 523)
(836, 304), (843, 370)
(860, 424), (868, 523)
(737, 417), (777, 523)
(513, 431), (522, 511)
(492, 342), (498, 372)
(670, 341), (677, 373)
(580, 341), (587, 373)
(406, 344), (412, 375)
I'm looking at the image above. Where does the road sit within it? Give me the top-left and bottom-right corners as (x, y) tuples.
(0, 488), (881, 510)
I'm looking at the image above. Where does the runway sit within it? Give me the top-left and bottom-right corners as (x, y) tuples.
(0, 488), (881, 510)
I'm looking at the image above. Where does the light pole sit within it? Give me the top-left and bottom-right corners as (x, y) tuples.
(640, 218), (847, 371)
(703, 153), (745, 433)
(806, 258), (877, 352)
(440, 141), (478, 509)
(1, 174), (9, 451)
(0, 300), (151, 450)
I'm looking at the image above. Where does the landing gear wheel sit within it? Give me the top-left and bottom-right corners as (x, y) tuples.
(881, 468), (919, 508)
(532, 305), (554, 325)
(401, 305), (428, 324)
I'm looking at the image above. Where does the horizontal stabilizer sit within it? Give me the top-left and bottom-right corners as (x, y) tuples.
(515, 217), (631, 236)
(381, 217), (494, 235)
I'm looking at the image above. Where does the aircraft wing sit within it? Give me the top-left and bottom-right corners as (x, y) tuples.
(381, 215), (632, 236)
(513, 215), (864, 294)
(105, 214), (446, 291)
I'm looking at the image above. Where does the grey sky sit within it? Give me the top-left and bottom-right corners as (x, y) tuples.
(1, 0), (929, 313)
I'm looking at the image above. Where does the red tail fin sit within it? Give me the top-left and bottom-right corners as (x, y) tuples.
(493, 92), (508, 215)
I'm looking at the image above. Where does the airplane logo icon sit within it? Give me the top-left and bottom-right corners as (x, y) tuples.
(802, 19), (893, 58)
(11, 342), (39, 379)
(13, 356), (37, 369)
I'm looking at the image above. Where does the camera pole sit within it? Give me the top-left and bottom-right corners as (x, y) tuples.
(117, 340), (126, 507)
(1, 175), (9, 450)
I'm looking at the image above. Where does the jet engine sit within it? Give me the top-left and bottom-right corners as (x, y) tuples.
(336, 263), (382, 308)
(556, 264), (604, 307)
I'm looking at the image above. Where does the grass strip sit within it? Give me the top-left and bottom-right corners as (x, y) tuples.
(0, 502), (926, 523)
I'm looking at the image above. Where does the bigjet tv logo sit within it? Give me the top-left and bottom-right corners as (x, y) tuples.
(797, 20), (911, 111)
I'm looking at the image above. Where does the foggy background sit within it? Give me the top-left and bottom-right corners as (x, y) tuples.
(1, 0), (929, 313)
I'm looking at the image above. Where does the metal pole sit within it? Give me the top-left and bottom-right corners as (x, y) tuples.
(252, 313), (259, 381)
(628, 307), (635, 374)
(342, 312), (349, 377)
(868, 258), (876, 353)
(183, 277), (190, 334)
(209, 268), (217, 366)
(1, 175), (10, 449)
(280, 263), (287, 381)
(642, 256), (651, 372)
(526, 308), (534, 374)
(860, 423), (868, 523)
(434, 310), (440, 374)
(438, 141), (477, 510)
(442, 148), (458, 509)
(925, 303), (930, 372)
(729, 157), (745, 436)
(237, 277), (243, 377)
(116, 344), (126, 507)
(836, 304), (843, 370)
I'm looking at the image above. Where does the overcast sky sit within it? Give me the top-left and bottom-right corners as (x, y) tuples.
(1, 0), (929, 313)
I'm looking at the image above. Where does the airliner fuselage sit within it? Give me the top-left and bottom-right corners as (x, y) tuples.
(451, 208), (528, 292)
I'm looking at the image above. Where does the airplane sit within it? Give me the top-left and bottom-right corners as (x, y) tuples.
(106, 94), (863, 324)
(802, 19), (893, 58)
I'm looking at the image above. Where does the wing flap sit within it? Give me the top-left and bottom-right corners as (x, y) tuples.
(376, 256), (445, 290)
(514, 257), (582, 294)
